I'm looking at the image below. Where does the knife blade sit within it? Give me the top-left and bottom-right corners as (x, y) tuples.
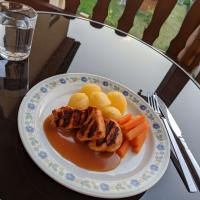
(157, 96), (200, 189)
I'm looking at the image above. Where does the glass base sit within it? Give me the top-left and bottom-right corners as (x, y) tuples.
(0, 51), (30, 61)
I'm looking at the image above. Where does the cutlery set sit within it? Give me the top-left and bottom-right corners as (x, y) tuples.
(147, 92), (200, 193)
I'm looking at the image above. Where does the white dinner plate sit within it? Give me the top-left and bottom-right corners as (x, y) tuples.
(18, 73), (170, 198)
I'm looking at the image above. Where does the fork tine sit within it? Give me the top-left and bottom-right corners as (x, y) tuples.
(147, 92), (153, 108)
(152, 93), (157, 111)
(147, 92), (158, 113)
(147, 92), (151, 106)
(154, 93), (160, 113)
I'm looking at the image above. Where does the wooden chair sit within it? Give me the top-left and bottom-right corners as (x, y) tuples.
(12, 0), (200, 82)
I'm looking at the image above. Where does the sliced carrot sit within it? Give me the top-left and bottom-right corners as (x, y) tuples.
(117, 139), (130, 158)
(117, 112), (132, 125)
(121, 127), (132, 137)
(132, 132), (148, 153)
(122, 115), (146, 130)
(131, 126), (149, 147)
(125, 121), (149, 141)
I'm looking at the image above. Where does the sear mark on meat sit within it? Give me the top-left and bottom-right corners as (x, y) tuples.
(73, 109), (82, 127)
(96, 138), (106, 147)
(88, 122), (97, 138)
(63, 109), (73, 127)
(55, 112), (62, 127)
(80, 118), (92, 136)
(106, 120), (115, 135)
(95, 120), (114, 146)
(107, 127), (119, 146)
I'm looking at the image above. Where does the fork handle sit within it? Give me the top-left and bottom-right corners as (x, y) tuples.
(161, 117), (197, 193)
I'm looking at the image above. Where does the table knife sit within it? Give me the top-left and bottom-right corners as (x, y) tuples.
(157, 96), (200, 189)
(161, 117), (197, 192)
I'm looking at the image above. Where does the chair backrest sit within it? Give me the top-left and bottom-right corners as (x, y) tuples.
(12, 0), (200, 78)
(63, 0), (200, 74)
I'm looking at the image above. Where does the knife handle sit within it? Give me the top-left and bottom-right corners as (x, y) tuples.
(179, 137), (200, 182)
(161, 117), (197, 192)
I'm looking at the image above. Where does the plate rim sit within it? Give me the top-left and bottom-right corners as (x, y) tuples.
(18, 73), (170, 198)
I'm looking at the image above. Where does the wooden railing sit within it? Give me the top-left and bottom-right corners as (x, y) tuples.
(11, 0), (200, 79)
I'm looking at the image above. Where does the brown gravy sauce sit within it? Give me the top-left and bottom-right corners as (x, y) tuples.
(43, 114), (121, 172)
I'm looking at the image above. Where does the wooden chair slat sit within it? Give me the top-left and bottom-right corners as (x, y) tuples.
(142, 0), (177, 45)
(117, 0), (144, 33)
(189, 51), (200, 73)
(64, 0), (80, 13)
(167, 0), (200, 57)
(179, 26), (200, 68)
(91, 0), (111, 23)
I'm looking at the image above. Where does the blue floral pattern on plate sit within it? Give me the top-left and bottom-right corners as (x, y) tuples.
(103, 81), (108, 86)
(100, 183), (110, 191)
(153, 123), (160, 129)
(140, 105), (147, 110)
(81, 77), (87, 82)
(25, 126), (34, 133)
(150, 164), (159, 171)
(40, 87), (47, 93)
(157, 144), (165, 151)
(65, 173), (75, 181)
(38, 151), (47, 159)
(59, 78), (66, 84)
(123, 91), (129, 96)
(130, 179), (140, 187)
(27, 103), (35, 110)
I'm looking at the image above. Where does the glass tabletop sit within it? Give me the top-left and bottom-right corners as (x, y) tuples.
(0, 12), (199, 200)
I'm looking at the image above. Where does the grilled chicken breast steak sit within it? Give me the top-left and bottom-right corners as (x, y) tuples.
(52, 105), (123, 152)
(76, 106), (105, 141)
(88, 118), (123, 152)
(52, 106), (87, 130)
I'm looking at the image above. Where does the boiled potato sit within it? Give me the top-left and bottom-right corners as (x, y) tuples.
(89, 92), (111, 108)
(68, 93), (89, 108)
(79, 84), (101, 98)
(107, 91), (127, 114)
(100, 106), (122, 120)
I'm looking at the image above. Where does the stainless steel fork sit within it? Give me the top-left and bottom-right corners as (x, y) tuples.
(147, 92), (197, 193)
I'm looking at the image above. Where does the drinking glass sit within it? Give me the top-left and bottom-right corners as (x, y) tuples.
(0, 1), (37, 61)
